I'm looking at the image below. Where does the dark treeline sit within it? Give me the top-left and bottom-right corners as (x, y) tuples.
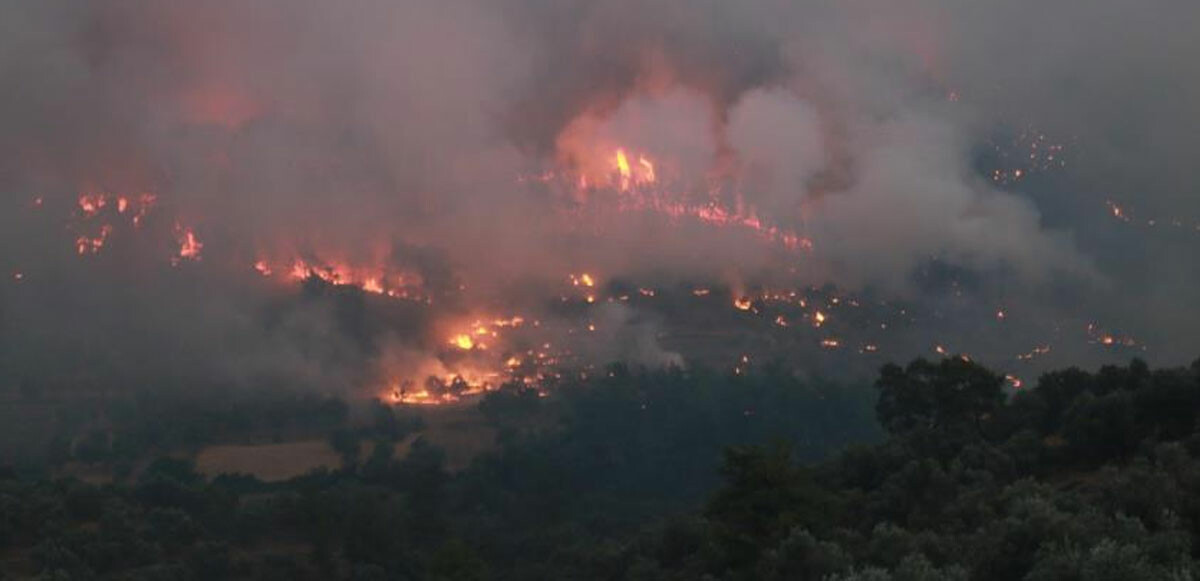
(623, 357), (1200, 580)
(21, 390), (356, 475)
(3, 357), (1200, 580)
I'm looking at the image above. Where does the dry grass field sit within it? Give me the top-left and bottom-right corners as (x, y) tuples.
(195, 439), (342, 481)
(193, 403), (501, 480)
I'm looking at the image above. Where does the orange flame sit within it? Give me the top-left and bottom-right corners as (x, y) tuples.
(174, 225), (203, 263)
(615, 149), (632, 188)
(451, 334), (475, 350)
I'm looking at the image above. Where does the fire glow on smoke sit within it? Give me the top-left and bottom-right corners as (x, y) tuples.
(4, 0), (1191, 407)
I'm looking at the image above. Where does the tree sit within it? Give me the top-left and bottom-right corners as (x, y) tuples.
(705, 443), (841, 570)
(875, 358), (1006, 445)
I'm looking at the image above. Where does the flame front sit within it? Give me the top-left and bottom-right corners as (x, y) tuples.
(175, 226), (202, 263)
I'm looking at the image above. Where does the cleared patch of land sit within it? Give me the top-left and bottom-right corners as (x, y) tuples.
(195, 439), (342, 481)
(193, 405), (504, 480)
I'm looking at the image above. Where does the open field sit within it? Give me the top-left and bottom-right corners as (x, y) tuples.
(193, 404), (501, 480)
(195, 439), (342, 481)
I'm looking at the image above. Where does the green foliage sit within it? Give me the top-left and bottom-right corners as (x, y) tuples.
(616, 357), (1200, 580)
(705, 444), (840, 569)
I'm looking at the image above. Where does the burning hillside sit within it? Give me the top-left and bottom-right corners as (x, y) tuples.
(2, 0), (1198, 404)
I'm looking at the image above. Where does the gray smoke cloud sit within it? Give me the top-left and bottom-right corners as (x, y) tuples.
(1, 0), (1196, 394)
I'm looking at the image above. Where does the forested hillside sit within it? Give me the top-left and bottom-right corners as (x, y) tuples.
(3, 357), (1199, 580)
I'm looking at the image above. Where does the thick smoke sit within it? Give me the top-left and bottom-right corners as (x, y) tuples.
(1, 0), (1197, 394)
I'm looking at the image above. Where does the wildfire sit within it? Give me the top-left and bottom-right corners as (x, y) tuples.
(1086, 323), (1139, 349)
(78, 194), (106, 217)
(173, 225), (203, 264)
(638, 156), (655, 182)
(269, 258), (428, 301)
(616, 148), (632, 188)
(132, 194), (156, 226)
(1107, 200), (1129, 222)
(1016, 345), (1051, 361)
(533, 145), (812, 253)
(987, 127), (1069, 186)
(361, 278), (384, 294)
(493, 316), (526, 327)
(610, 148), (658, 191)
(31, 127), (1137, 412)
(571, 272), (596, 287)
(451, 334), (475, 350)
(76, 225), (112, 255)
(76, 191), (156, 224)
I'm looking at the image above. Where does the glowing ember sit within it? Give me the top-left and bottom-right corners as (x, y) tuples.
(78, 194), (106, 217)
(733, 296), (753, 311)
(173, 225), (203, 264)
(451, 334), (475, 350)
(1017, 345), (1051, 361)
(1107, 200), (1130, 222)
(76, 225), (112, 255)
(638, 156), (656, 182)
(361, 278), (384, 294)
(132, 194), (157, 226)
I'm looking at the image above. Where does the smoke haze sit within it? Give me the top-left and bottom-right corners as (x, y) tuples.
(2, 0), (1197, 394)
